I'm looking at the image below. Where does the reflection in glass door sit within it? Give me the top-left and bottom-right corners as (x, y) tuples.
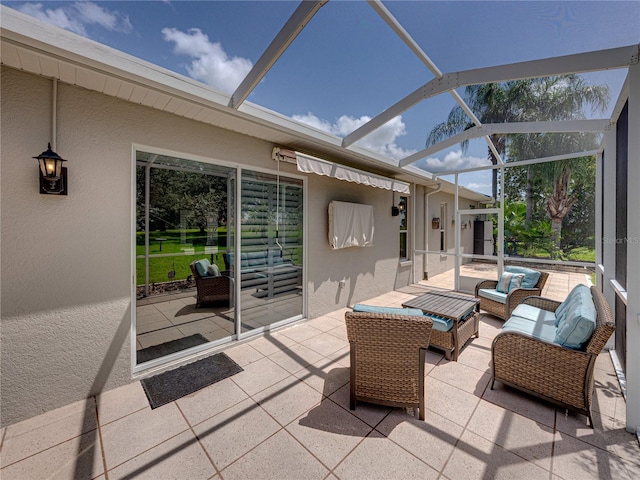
(238, 170), (304, 334)
(135, 152), (235, 367)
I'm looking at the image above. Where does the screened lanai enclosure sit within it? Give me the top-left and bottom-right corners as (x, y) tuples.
(1, 1), (639, 437)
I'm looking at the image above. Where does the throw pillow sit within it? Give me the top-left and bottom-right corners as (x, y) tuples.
(207, 263), (221, 277)
(496, 272), (525, 293)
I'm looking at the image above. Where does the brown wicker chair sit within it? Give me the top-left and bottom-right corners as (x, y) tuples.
(345, 311), (433, 420)
(475, 270), (549, 320)
(189, 261), (233, 308)
(491, 286), (615, 427)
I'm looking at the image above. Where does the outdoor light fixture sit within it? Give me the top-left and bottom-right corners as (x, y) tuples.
(392, 197), (407, 216)
(33, 143), (67, 195)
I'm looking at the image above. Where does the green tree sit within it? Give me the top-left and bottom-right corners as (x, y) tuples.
(428, 75), (608, 257)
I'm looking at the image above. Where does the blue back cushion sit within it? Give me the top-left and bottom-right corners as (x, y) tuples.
(554, 286), (597, 349)
(505, 266), (541, 289)
(194, 259), (211, 277)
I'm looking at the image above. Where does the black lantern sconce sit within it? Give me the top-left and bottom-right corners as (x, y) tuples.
(33, 143), (67, 195)
(392, 196), (407, 216)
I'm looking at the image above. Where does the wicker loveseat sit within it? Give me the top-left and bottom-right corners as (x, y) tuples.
(345, 310), (433, 420)
(475, 266), (549, 320)
(491, 285), (615, 426)
(190, 259), (233, 308)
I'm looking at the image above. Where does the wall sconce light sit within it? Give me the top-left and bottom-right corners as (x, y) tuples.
(391, 206), (400, 216)
(33, 143), (67, 195)
(392, 197), (407, 216)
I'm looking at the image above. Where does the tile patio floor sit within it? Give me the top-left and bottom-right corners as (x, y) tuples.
(2, 268), (638, 480)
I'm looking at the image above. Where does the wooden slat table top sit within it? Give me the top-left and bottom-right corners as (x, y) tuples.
(402, 291), (479, 321)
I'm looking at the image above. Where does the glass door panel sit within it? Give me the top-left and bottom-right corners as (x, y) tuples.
(135, 151), (235, 367)
(239, 170), (303, 334)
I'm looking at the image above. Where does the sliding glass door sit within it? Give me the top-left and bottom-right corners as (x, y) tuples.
(134, 152), (304, 369)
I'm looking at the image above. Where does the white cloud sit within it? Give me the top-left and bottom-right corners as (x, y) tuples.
(162, 28), (253, 94)
(416, 150), (491, 173)
(292, 113), (416, 160)
(17, 2), (132, 36)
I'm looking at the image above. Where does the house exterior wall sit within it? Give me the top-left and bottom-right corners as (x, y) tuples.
(0, 67), (412, 426)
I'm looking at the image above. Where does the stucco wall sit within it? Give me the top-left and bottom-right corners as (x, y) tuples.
(0, 67), (407, 426)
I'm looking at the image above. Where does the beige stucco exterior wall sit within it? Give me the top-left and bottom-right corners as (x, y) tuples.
(0, 67), (412, 426)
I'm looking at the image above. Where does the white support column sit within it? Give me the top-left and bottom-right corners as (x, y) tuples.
(602, 128), (617, 317)
(497, 165), (505, 273)
(454, 174), (460, 291)
(625, 61), (640, 434)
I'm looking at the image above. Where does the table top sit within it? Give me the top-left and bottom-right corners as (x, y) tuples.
(402, 291), (479, 321)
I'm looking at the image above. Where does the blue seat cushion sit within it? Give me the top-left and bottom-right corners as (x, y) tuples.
(477, 288), (508, 304)
(501, 314), (558, 344)
(511, 304), (557, 326)
(194, 259), (211, 277)
(505, 266), (541, 289)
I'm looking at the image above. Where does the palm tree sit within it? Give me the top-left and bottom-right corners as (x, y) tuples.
(427, 75), (609, 256)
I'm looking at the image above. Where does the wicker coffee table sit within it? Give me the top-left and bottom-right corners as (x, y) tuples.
(402, 291), (479, 361)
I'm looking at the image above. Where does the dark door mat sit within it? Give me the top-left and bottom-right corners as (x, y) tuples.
(137, 334), (209, 364)
(141, 353), (243, 409)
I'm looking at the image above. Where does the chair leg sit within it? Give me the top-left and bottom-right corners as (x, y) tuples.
(349, 343), (356, 410)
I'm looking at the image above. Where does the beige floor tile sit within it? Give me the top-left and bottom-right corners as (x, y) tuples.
(175, 318), (219, 337)
(193, 398), (281, 471)
(1, 397), (97, 467)
(220, 429), (328, 480)
(376, 408), (463, 472)
(223, 342), (264, 367)
(136, 317), (173, 334)
(100, 403), (190, 470)
(304, 315), (344, 332)
(230, 356), (291, 396)
(424, 376), (480, 428)
(333, 430), (439, 480)
(0, 430), (103, 480)
(595, 352), (616, 372)
(267, 343), (325, 374)
(466, 399), (555, 471)
(482, 381), (556, 428)
(301, 331), (348, 357)
(294, 360), (350, 398)
(444, 429), (550, 480)
(246, 332), (297, 356)
(555, 409), (640, 465)
(456, 341), (492, 373)
(107, 430), (215, 479)
(427, 359), (491, 397)
(252, 376), (322, 426)
(279, 323), (323, 343)
(287, 398), (372, 469)
(552, 431), (640, 480)
(177, 377), (249, 427)
(329, 384), (392, 428)
(326, 323), (348, 341)
(97, 382), (149, 426)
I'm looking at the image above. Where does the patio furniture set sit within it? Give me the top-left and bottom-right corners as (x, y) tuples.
(345, 266), (615, 428)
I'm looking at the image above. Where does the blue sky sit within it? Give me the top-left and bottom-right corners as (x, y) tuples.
(6, 1), (639, 194)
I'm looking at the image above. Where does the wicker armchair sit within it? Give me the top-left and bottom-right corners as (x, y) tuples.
(491, 286), (615, 426)
(189, 261), (233, 308)
(345, 311), (433, 420)
(475, 270), (549, 320)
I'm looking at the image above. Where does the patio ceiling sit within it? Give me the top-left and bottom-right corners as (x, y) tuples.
(1, 2), (639, 187)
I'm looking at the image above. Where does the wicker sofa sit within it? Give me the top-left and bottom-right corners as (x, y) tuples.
(345, 310), (433, 420)
(190, 259), (233, 308)
(475, 266), (549, 320)
(491, 285), (615, 426)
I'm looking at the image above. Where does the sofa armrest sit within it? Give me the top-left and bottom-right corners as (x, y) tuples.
(492, 331), (594, 411)
(521, 296), (562, 312)
(475, 279), (498, 297)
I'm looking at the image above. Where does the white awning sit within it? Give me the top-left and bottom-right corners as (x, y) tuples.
(273, 148), (410, 194)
